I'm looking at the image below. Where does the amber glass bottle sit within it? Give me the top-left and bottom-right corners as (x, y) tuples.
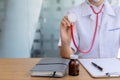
(69, 55), (79, 76)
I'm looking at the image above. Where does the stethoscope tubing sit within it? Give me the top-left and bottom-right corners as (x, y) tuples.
(71, 4), (104, 54)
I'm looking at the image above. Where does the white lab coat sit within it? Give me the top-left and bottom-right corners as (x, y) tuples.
(58, 1), (120, 58)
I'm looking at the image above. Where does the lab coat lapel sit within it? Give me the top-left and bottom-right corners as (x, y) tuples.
(104, 1), (116, 16)
(81, 2), (93, 16)
(101, 1), (116, 30)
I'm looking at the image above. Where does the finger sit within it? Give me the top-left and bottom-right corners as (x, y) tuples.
(64, 16), (69, 20)
(64, 16), (72, 23)
(64, 16), (76, 28)
(61, 21), (71, 32)
(61, 18), (69, 27)
(61, 20), (68, 28)
(63, 17), (71, 27)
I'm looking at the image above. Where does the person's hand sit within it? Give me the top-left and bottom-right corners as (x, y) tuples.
(60, 16), (74, 46)
(60, 16), (75, 58)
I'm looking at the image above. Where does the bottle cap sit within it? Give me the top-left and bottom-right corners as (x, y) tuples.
(70, 55), (78, 59)
(68, 13), (77, 23)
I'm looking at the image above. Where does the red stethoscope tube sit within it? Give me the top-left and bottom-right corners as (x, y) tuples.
(71, 4), (104, 54)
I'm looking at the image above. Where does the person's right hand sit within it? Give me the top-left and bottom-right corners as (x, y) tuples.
(60, 16), (75, 58)
(60, 16), (74, 46)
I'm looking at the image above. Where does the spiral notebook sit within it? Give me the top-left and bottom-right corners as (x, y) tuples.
(79, 58), (120, 78)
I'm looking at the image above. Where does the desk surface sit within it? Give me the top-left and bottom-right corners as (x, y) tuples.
(0, 58), (120, 80)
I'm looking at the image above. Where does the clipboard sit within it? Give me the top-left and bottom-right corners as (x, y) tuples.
(79, 58), (120, 78)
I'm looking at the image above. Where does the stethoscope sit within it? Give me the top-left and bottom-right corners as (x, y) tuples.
(68, 4), (104, 54)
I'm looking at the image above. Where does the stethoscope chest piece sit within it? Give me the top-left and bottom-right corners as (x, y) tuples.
(68, 13), (77, 23)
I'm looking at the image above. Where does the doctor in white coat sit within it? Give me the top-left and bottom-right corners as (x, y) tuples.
(58, 0), (120, 59)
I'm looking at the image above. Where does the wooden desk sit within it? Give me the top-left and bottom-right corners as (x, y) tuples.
(0, 58), (119, 80)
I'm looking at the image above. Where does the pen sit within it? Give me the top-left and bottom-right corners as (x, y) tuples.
(91, 62), (103, 71)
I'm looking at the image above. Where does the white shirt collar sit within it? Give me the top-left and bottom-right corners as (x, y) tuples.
(81, 0), (116, 16)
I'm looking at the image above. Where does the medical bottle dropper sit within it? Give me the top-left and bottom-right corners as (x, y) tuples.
(69, 54), (79, 76)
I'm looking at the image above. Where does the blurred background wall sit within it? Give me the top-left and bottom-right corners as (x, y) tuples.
(0, 0), (42, 58)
